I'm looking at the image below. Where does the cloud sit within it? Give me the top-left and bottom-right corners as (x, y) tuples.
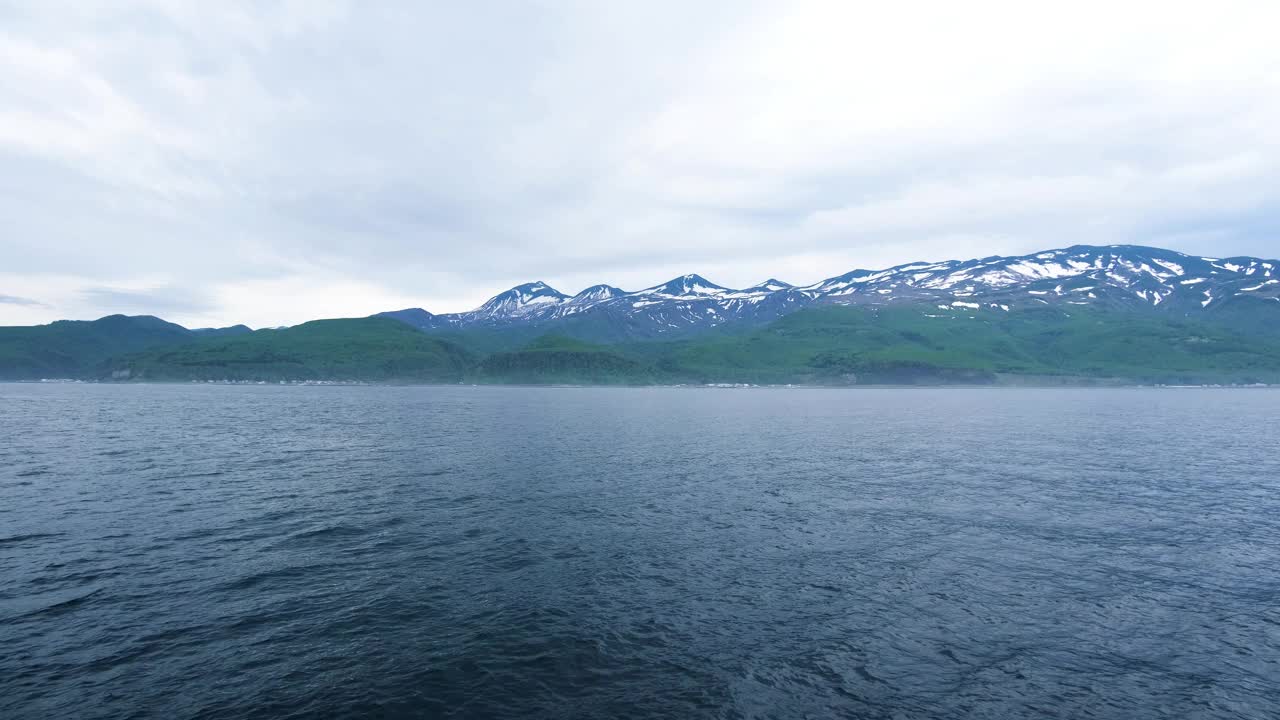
(0, 294), (47, 307)
(1, 0), (1278, 327)
(79, 285), (218, 317)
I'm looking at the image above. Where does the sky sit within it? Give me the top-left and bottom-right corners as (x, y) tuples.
(2, 0), (1279, 328)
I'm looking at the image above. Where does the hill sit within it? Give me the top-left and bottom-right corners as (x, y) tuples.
(472, 334), (652, 385)
(0, 315), (195, 380)
(103, 318), (473, 383)
(658, 305), (1280, 385)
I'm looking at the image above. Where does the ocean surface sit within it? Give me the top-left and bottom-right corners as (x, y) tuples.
(2, 384), (1278, 719)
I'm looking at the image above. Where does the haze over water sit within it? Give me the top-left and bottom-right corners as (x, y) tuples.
(2, 385), (1277, 719)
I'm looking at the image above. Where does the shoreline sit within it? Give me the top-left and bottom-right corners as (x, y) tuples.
(7, 379), (1278, 390)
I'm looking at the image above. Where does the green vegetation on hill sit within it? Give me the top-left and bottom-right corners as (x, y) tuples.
(424, 326), (549, 356)
(656, 305), (1280, 385)
(105, 317), (473, 382)
(472, 334), (653, 384)
(0, 315), (194, 380)
(3, 305), (1278, 385)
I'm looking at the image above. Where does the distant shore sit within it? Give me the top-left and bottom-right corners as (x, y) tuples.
(10, 378), (1277, 390)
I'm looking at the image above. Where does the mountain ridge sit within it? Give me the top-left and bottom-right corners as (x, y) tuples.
(4, 243), (1279, 385)
(375, 244), (1280, 341)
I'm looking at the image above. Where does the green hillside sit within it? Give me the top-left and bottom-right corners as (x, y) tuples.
(472, 334), (653, 384)
(0, 315), (195, 380)
(658, 305), (1280, 385)
(4, 306), (1277, 386)
(104, 317), (473, 382)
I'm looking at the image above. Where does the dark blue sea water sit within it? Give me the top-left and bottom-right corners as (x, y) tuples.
(2, 385), (1278, 719)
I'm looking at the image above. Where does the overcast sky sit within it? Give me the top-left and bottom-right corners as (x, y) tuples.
(2, 0), (1279, 328)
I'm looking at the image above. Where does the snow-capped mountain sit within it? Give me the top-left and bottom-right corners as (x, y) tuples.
(378, 245), (1280, 339)
(565, 284), (624, 306)
(795, 245), (1279, 314)
(470, 281), (569, 322)
(743, 279), (794, 293)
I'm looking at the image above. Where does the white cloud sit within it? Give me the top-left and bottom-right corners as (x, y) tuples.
(1, 0), (1278, 326)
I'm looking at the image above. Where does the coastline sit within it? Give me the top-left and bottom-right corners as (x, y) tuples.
(9, 378), (1278, 390)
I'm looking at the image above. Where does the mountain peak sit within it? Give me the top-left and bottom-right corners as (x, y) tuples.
(645, 274), (727, 297)
(374, 308), (439, 330)
(380, 307), (435, 318)
(472, 281), (569, 319)
(746, 278), (794, 292)
(486, 281), (568, 303)
(568, 284), (624, 303)
(499, 281), (566, 299)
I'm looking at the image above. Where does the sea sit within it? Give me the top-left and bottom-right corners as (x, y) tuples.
(2, 384), (1277, 719)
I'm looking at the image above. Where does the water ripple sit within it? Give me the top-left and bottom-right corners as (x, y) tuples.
(1, 384), (1278, 719)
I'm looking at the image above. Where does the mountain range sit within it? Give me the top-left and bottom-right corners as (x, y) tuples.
(3, 244), (1278, 385)
(377, 245), (1279, 341)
